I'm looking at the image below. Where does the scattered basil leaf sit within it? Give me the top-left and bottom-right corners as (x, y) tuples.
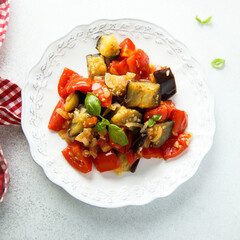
(211, 58), (225, 69)
(148, 118), (155, 127)
(108, 124), (128, 146)
(96, 121), (107, 132)
(152, 114), (162, 121)
(196, 15), (212, 24)
(84, 92), (101, 116)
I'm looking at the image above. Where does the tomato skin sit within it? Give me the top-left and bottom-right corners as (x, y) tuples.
(48, 99), (67, 131)
(91, 79), (112, 108)
(97, 138), (112, 152)
(93, 150), (121, 172)
(109, 137), (126, 153)
(170, 109), (188, 136)
(142, 147), (163, 159)
(144, 100), (176, 122)
(62, 141), (93, 173)
(160, 133), (191, 160)
(58, 68), (77, 99)
(126, 150), (138, 165)
(109, 58), (129, 75)
(66, 74), (91, 94)
(83, 116), (98, 128)
(119, 38), (136, 58)
(125, 131), (133, 152)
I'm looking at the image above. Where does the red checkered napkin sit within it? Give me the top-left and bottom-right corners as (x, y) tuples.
(0, 77), (21, 202)
(0, 145), (10, 202)
(0, 0), (10, 47)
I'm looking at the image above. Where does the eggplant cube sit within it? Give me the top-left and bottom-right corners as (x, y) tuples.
(126, 81), (161, 109)
(153, 68), (176, 100)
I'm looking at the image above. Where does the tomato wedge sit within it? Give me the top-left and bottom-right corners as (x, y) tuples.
(109, 58), (129, 75)
(91, 79), (112, 108)
(93, 150), (121, 172)
(48, 99), (67, 131)
(160, 133), (191, 160)
(62, 141), (93, 173)
(58, 68), (77, 99)
(127, 49), (150, 79)
(119, 38), (136, 58)
(66, 74), (91, 94)
(144, 100), (176, 122)
(126, 150), (138, 165)
(142, 147), (163, 159)
(170, 109), (188, 136)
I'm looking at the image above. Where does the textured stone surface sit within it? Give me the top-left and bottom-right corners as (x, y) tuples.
(0, 0), (240, 239)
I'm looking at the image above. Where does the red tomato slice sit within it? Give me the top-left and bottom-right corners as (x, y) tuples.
(127, 49), (150, 79)
(160, 133), (191, 160)
(48, 99), (67, 131)
(119, 38), (136, 58)
(66, 74), (92, 94)
(142, 147), (163, 159)
(58, 68), (77, 99)
(97, 138), (112, 152)
(91, 79), (112, 108)
(83, 116), (98, 128)
(109, 58), (129, 75)
(93, 150), (121, 172)
(125, 131), (133, 152)
(126, 150), (138, 165)
(144, 100), (176, 122)
(170, 109), (188, 136)
(62, 141), (93, 173)
(109, 137), (126, 153)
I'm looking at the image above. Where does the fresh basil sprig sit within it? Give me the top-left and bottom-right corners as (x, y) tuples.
(108, 124), (129, 146)
(148, 114), (162, 127)
(84, 92), (101, 116)
(196, 15), (212, 24)
(84, 92), (128, 146)
(95, 118), (110, 132)
(211, 58), (225, 69)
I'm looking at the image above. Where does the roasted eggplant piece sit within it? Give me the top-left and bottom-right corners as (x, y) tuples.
(68, 107), (90, 137)
(153, 68), (176, 100)
(86, 54), (107, 79)
(126, 81), (161, 109)
(148, 120), (174, 147)
(96, 35), (121, 58)
(130, 159), (140, 173)
(105, 72), (135, 97)
(110, 106), (142, 132)
(131, 131), (148, 156)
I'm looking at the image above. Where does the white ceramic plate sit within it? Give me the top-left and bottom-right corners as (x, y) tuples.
(22, 19), (215, 208)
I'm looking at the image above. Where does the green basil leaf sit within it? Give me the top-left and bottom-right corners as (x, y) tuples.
(196, 15), (212, 24)
(84, 92), (101, 116)
(108, 124), (128, 146)
(152, 114), (162, 121)
(96, 122), (107, 132)
(211, 58), (225, 69)
(102, 118), (110, 126)
(148, 118), (155, 127)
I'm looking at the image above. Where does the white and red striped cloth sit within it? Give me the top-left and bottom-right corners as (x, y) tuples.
(0, 77), (21, 202)
(0, 0), (10, 47)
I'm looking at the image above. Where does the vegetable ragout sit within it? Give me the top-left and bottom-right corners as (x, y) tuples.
(48, 35), (191, 175)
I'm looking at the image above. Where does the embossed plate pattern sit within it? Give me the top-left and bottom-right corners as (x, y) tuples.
(22, 19), (215, 208)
